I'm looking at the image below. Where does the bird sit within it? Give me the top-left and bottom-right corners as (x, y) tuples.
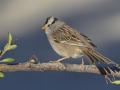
(41, 16), (116, 65)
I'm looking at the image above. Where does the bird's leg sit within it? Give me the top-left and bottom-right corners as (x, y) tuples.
(81, 57), (85, 71)
(56, 56), (69, 62)
(50, 56), (69, 63)
(80, 57), (84, 65)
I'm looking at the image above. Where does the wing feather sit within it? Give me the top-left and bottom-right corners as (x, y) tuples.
(52, 24), (96, 48)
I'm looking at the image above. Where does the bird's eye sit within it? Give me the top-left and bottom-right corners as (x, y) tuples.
(48, 24), (50, 27)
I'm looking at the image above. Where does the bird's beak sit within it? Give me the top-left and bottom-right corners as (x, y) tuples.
(41, 26), (46, 30)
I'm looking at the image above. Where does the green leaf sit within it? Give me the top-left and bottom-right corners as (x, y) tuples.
(8, 33), (12, 45)
(4, 43), (9, 51)
(111, 80), (120, 85)
(7, 45), (17, 51)
(0, 72), (4, 77)
(0, 58), (14, 62)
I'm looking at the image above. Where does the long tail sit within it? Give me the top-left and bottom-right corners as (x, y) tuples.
(83, 50), (116, 65)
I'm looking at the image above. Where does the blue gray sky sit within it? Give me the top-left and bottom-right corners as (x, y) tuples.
(0, 0), (120, 90)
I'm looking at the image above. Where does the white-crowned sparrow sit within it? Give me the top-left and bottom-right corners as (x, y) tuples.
(41, 16), (116, 65)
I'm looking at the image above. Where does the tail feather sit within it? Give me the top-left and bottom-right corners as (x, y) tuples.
(83, 50), (116, 64)
(84, 52), (95, 64)
(87, 52), (101, 64)
(92, 53), (106, 63)
(93, 52), (115, 64)
(84, 52), (103, 64)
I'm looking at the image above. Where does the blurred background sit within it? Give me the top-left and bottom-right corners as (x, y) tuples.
(0, 0), (120, 89)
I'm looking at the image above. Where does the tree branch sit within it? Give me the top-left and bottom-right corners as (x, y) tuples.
(0, 62), (120, 77)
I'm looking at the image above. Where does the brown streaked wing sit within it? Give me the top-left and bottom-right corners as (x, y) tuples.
(81, 33), (97, 48)
(52, 24), (94, 48)
(52, 25), (86, 47)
